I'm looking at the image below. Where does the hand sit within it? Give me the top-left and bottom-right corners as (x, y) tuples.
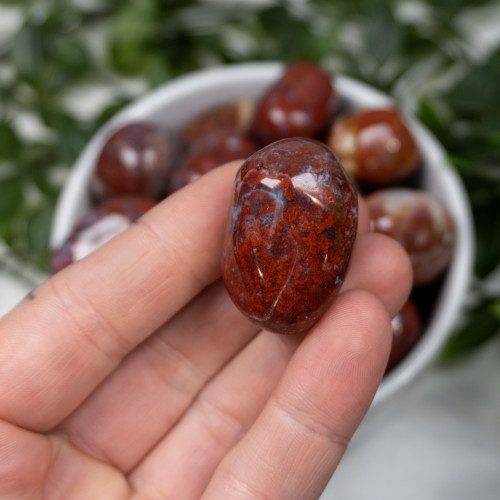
(0, 161), (411, 500)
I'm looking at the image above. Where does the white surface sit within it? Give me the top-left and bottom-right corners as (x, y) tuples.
(322, 342), (500, 500)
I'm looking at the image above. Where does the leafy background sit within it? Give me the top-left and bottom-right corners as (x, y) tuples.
(1, 0), (499, 357)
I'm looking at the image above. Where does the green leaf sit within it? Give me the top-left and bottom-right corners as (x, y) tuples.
(0, 0), (32, 5)
(417, 97), (451, 135)
(442, 300), (500, 360)
(39, 109), (90, 163)
(10, 21), (44, 81)
(109, 0), (159, 74)
(0, 122), (22, 160)
(258, 6), (318, 61)
(31, 168), (61, 198)
(0, 176), (23, 220)
(364, 5), (402, 65)
(27, 205), (53, 254)
(444, 49), (500, 117)
(455, 168), (500, 279)
(490, 300), (500, 322)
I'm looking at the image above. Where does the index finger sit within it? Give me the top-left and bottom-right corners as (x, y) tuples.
(0, 161), (241, 432)
(201, 289), (391, 500)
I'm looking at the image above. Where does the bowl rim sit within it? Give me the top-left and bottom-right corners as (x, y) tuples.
(50, 61), (475, 408)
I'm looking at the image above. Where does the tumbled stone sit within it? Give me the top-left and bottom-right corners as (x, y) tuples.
(249, 61), (335, 147)
(171, 131), (257, 191)
(50, 196), (154, 274)
(327, 108), (420, 187)
(366, 188), (455, 286)
(387, 298), (422, 373)
(221, 137), (358, 334)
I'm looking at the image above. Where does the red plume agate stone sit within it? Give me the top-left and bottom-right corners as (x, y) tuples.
(221, 137), (358, 334)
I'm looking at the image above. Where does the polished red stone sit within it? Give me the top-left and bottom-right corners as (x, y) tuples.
(249, 61), (335, 147)
(386, 298), (422, 372)
(96, 122), (180, 200)
(171, 131), (257, 191)
(181, 99), (254, 146)
(222, 137), (358, 335)
(51, 196), (155, 274)
(366, 188), (455, 286)
(327, 108), (420, 186)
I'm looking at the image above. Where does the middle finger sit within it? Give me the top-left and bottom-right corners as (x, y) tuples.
(127, 228), (411, 499)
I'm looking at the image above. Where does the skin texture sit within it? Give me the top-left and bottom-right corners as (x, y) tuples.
(0, 161), (412, 500)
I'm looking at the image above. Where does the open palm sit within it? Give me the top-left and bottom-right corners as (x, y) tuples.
(0, 161), (411, 500)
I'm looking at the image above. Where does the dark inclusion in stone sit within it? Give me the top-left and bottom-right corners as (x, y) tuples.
(222, 137), (358, 335)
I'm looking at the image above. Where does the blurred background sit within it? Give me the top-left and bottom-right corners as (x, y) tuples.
(1, 0), (499, 498)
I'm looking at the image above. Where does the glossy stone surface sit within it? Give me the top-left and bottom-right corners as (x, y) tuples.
(181, 99), (254, 146)
(51, 196), (155, 273)
(327, 108), (420, 186)
(249, 61), (335, 147)
(366, 188), (455, 286)
(387, 298), (422, 373)
(222, 137), (358, 335)
(96, 122), (180, 200)
(172, 131), (257, 191)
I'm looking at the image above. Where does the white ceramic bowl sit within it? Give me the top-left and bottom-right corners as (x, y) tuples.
(50, 62), (474, 407)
